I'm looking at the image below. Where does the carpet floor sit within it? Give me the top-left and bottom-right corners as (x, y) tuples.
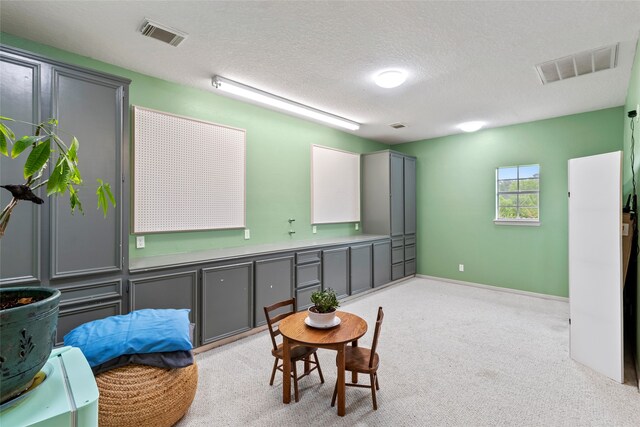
(176, 277), (640, 426)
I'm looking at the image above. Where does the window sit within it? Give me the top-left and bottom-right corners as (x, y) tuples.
(496, 164), (540, 224)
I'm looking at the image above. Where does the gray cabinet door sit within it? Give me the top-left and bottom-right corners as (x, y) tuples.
(129, 271), (198, 342)
(0, 55), (41, 285)
(322, 247), (349, 298)
(56, 300), (121, 346)
(201, 262), (252, 344)
(373, 241), (391, 288)
(350, 244), (372, 295)
(390, 152), (404, 237)
(49, 66), (125, 279)
(404, 156), (416, 235)
(254, 256), (294, 326)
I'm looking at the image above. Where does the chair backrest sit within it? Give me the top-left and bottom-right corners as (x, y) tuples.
(263, 298), (296, 352)
(369, 306), (384, 368)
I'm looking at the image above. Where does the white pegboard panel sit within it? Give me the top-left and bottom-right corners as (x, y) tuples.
(133, 106), (245, 233)
(311, 145), (360, 224)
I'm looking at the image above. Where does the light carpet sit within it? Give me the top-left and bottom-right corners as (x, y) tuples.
(176, 277), (640, 426)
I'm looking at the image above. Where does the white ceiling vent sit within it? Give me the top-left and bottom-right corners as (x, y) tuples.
(389, 122), (406, 129)
(140, 19), (188, 47)
(535, 43), (618, 84)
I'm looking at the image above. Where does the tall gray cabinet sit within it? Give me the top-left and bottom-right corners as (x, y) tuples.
(362, 150), (417, 279)
(0, 45), (130, 343)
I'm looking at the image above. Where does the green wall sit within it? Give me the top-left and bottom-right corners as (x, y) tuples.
(622, 39), (640, 379)
(396, 107), (623, 297)
(0, 33), (388, 258)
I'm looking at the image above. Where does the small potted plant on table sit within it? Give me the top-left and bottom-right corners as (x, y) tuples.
(308, 288), (340, 328)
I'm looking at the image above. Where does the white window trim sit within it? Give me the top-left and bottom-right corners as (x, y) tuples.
(494, 218), (541, 226)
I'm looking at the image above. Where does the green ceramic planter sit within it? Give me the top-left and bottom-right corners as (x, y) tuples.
(0, 287), (60, 403)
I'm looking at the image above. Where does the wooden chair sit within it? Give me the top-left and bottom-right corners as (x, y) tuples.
(331, 306), (384, 410)
(263, 298), (324, 402)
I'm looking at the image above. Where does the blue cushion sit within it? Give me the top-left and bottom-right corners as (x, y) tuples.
(64, 309), (192, 367)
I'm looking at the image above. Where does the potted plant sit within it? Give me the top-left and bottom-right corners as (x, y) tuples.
(308, 288), (340, 327)
(0, 116), (114, 403)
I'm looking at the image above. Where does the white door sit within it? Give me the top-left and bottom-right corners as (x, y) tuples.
(568, 151), (623, 383)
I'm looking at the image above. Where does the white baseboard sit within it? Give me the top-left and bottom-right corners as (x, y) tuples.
(417, 274), (569, 302)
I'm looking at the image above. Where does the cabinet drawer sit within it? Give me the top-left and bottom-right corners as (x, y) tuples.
(405, 245), (416, 261)
(392, 263), (404, 280)
(296, 262), (321, 288)
(405, 259), (416, 276)
(296, 250), (321, 265)
(404, 235), (416, 246)
(391, 237), (404, 248)
(392, 246), (404, 264)
(296, 284), (321, 311)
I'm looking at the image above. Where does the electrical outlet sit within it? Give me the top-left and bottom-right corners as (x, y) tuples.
(244, 229), (250, 240)
(458, 264), (464, 272)
(355, 223), (359, 231)
(136, 236), (145, 249)
(312, 225), (317, 234)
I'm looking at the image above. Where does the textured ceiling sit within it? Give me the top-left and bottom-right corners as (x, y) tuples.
(1, 1), (639, 144)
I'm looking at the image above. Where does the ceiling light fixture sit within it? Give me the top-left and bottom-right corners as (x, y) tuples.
(457, 121), (485, 133)
(211, 76), (360, 131)
(374, 70), (407, 88)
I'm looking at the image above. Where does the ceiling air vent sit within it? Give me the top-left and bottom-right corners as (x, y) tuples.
(389, 123), (406, 129)
(535, 43), (618, 84)
(140, 19), (188, 47)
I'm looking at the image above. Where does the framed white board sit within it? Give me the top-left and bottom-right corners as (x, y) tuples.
(133, 106), (245, 233)
(311, 145), (360, 224)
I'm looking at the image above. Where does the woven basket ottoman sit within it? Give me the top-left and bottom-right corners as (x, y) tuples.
(95, 362), (198, 427)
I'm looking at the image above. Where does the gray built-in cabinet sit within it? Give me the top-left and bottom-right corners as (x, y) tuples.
(362, 150), (417, 279)
(1, 46), (417, 350)
(0, 45), (130, 341)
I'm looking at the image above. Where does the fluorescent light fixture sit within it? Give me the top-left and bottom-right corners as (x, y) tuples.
(212, 76), (360, 131)
(457, 121), (485, 132)
(374, 70), (407, 88)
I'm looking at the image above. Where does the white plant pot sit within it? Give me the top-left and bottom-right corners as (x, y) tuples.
(307, 307), (336, 327)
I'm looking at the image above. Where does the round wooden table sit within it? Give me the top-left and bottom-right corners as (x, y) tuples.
(279, 310), (368, 416)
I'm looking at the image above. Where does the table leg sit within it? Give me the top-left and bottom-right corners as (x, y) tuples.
(337, 345), (346, 416)
(283, 337), (291, 404)
(351, 339), (358, 383)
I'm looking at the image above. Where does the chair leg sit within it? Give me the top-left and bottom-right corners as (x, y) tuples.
(304, 356), (311, 374)
(313, 352), (324, 383)
(269, 357), (278, 386)
(375, 373), (380, 390)
(370, 373), (378, 410)
(331, 380), (338, 407)
(292, 361), (299, 402)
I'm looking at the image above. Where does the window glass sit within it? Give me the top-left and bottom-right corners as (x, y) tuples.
(496, 164), (540, 221)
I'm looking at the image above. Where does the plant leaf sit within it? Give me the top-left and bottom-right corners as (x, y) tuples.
(46, 162), (62, 195)
(68, 137), (79, 162)
(47, 118), (59, 126)
(0, 132), (7, 157)
(11, 135), (45, 158)
(23, 139), (51, 179)
(0, 122), (15, 156)
(0, 116), (15, 122)
(69, 185), (83, 214)
(96, 179), (116, 218)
